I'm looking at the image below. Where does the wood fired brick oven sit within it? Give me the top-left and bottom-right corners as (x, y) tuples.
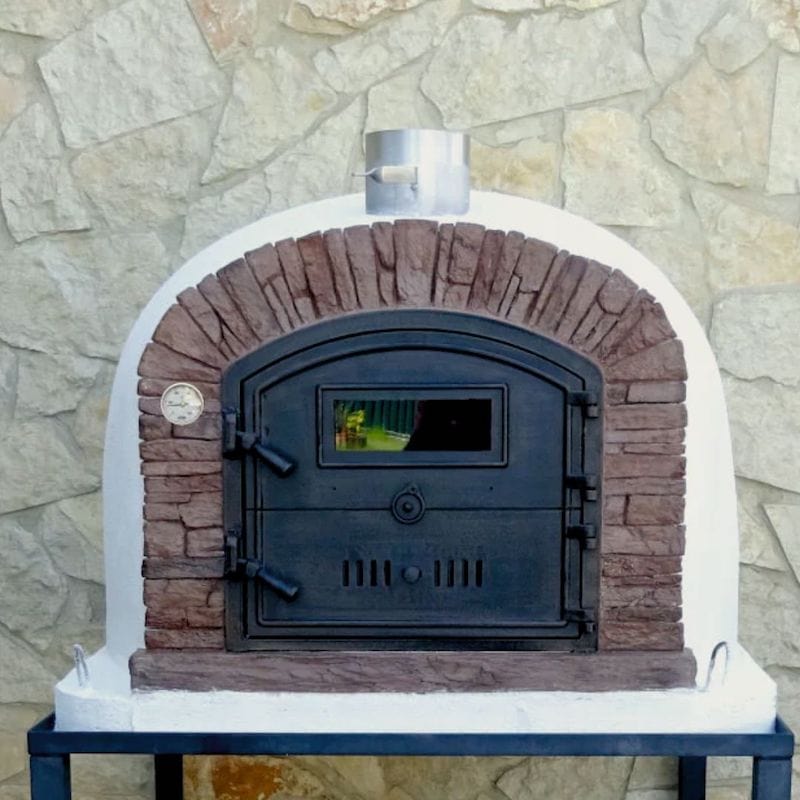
(49, 132), (779, 741)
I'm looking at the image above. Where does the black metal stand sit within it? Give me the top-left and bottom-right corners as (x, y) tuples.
(29, 714), (794, 800)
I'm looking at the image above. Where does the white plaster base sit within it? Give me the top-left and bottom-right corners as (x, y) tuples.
(54, 644), (777, 734)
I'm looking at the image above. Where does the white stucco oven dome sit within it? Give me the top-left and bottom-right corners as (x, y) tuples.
(54, 191), (776, 736)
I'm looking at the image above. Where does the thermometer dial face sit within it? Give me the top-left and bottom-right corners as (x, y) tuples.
(160, 382), (204, 426)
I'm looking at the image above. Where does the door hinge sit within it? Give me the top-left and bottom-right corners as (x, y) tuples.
(565, 607), (596, 633)
(222, 408), (297, 477)
(567, 524), (597, 550)
(566, 473), (598, 502)
(568, 391), (599, 419)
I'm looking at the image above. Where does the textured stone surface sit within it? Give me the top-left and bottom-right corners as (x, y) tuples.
(765, 504), (800, 583)
(0, 0), (100, 38)
(0, 104), (89, 242)
(472, 138), (560, 206)
(181, 174), (269, 259)
(563, 108), (680, 226)
(701, 6), (769, 73)
(711, 288), (800, 387)
(767, 55), (800, 194)
(497, 756), (633, 799)
(0, 74), (27, 135)
(366, 68), (440, 132)
(740, 565), (800, 669)
(72, 116), (209, 227)
(204, 47), (336, 181)
(38, 0), (225, 148)
(314, 0), (459, 93)
(474, 0), (616, 8)
(648, 58), (771, 188)
(0, 630), (56, 703)
(41, 493), (104, 583)
(0, 233), (170, 358)
(737, 479), (787, 572)
(16, 352), (101, 417)
(641, 0), (725, 81)
(692, 189), (800, 290)
(0, 418), (99, 513)
(287, 0), (424, 31)
(188, 0), (256, 61)
(624, 228), (712, 328)
(422, 10), (650, 129)
(723, 374), (800, 493)
(0, 517), (67, 647)
(752, 0), (800, 51)
(264, 97), (364, 213)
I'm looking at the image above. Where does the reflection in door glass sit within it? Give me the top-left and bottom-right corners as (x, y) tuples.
(333, 398), (492, 452)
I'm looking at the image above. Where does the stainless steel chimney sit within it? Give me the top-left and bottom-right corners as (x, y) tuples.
(358, 129), (470, 216)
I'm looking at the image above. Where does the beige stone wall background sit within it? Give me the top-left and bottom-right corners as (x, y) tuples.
(0, 0), (798, 797)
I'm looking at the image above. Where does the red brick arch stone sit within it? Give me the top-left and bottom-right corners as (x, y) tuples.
(138, 220), (688, 655)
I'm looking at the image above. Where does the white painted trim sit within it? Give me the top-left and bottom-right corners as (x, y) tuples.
(82, 191), (752, 733)
(55, 644), (775, 734)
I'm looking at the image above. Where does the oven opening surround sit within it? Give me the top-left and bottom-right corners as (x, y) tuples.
(131, 206), (697, 691)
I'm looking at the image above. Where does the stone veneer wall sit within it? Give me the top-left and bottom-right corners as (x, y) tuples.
(138, 220), (688, 654)
(1, 0), (799, 796)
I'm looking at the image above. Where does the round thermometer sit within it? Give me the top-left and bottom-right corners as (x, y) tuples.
(160, 382), (204, 426)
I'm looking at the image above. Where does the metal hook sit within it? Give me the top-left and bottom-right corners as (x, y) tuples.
(702, 641), (730, 691)
(73, 644), (90, 689)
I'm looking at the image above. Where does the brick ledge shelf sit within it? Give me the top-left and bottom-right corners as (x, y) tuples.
(130, 650), (697, 693)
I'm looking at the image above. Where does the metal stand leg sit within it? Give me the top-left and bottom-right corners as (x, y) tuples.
(155, 753), (184, 800)
(752, 756), (792, 800)
(679, 756), (707, 800)
(30, 755), (71, 800)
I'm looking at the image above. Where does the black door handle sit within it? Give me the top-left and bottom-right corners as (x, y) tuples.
(228, 556), (300, 602)
(249, 439), (296, 477)
(222, 410), (297, 477)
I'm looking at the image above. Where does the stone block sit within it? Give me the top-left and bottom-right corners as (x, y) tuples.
(323, 229), (359, 312)
(606, 339), (687, 381)
(393, 220), (440, 306)
(145, 628), (225, 649)
(179, 492), (223, 528)
(218, 258), (281, 341)
(138, 342), (221, 382)
(145, 474), (223, 494)
(627, 382), (686, 403)
(343, 225), (381, 309)
(140, 439), (220, 462)
(626, 495), (685, 526)
(144, 521), (185, 558)
(186, 528), (225, 558)
(602, 555), (682, 578)
(297, 232), (339, 316)
(601, 622), (683, 650)
(605, 455), (685, 479)
(607, 403), (687, 431)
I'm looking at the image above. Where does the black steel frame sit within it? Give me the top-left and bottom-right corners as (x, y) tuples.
(29, 713), (794, 799)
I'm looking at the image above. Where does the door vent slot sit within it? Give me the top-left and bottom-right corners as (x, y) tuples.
(342, 559), (392, 588)
(433, 559), (484, 588)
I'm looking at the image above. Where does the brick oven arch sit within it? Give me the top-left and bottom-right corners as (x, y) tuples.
(138, 220), (688, 654)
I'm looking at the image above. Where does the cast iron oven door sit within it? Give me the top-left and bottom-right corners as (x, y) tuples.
(222, 310), (602, 651)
